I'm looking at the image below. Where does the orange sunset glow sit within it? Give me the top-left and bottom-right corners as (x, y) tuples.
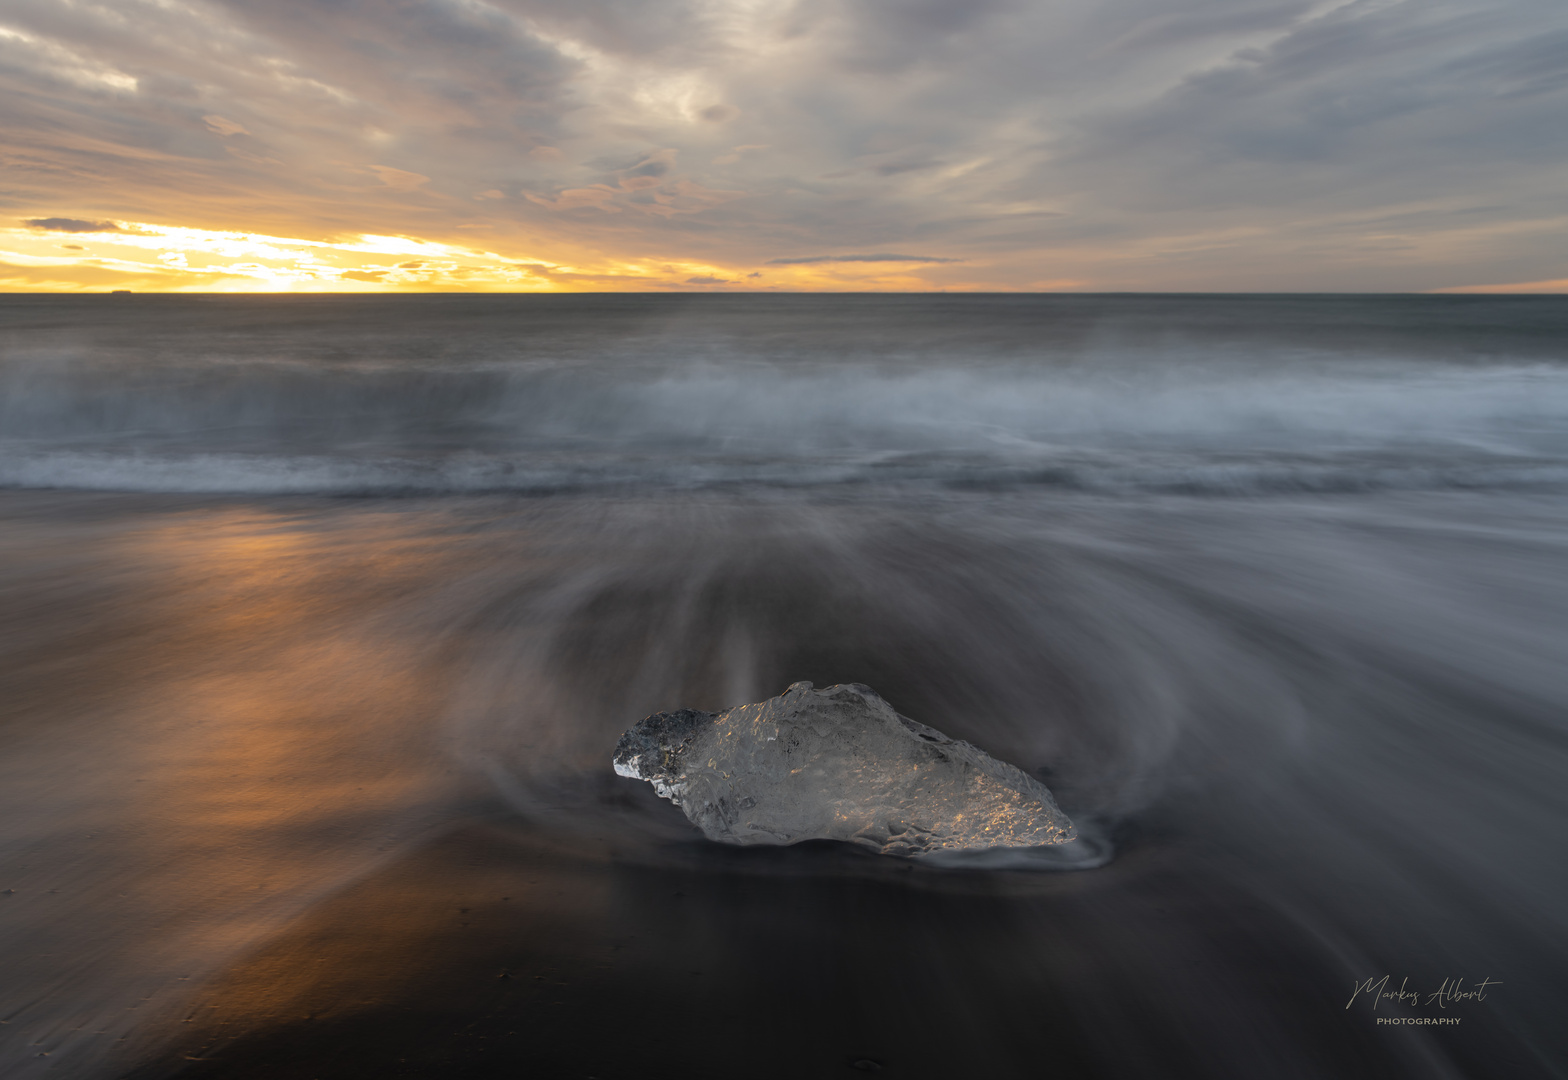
(4, 0), (1564, 293)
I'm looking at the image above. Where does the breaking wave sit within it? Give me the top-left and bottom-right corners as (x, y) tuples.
(2, 294), (1566, 496)
(2, 364), (1567, 495)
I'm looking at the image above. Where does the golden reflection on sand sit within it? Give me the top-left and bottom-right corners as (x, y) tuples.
(0, 499), (488, 1075)
(114, 507), (468, 928)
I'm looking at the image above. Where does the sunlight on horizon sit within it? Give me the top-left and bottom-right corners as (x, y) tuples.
(0, 220), (1014, 293)
(3, 221), (650, 292)
(4, 217), (1557, 294)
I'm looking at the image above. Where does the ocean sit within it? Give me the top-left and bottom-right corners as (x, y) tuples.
(1, 293), (1565, 1079)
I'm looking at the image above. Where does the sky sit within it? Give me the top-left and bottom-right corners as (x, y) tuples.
(1, 0), (1565, 292)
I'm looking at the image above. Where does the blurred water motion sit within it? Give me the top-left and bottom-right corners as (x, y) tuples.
(0, 296), (1565, 1078)
(0, 500), (467, 1071)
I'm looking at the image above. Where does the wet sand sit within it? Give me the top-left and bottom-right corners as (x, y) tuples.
(0, 483), (1562, 1079)
(121, 814), (1539, 1080)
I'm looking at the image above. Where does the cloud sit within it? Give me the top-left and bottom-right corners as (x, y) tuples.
(1432, 278), (1568, 294)
(524, 185), (622, 212)
(24, 218), (121, 233)
(524, 149), (743, 218)
(203, 115), (249, 137)
(766, 253), (964, 265)
(713, 144), (768, 165)
(685, 274), (728, 284)
(1052, 1), (1568, 215)
(369, 166), (431, 192)
(873, 160), (941, 177)
(622, 149), (677, 180)
(1, 0), (1564, 290)
(340, 270), (387, 282)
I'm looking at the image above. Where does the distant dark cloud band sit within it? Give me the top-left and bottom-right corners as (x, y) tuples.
(24, 219), (121, 233)
(765, 254), (964, 265)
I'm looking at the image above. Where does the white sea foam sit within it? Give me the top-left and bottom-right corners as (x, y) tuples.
(2, 295), (1566, 495)
(0, 368), (1565, 495)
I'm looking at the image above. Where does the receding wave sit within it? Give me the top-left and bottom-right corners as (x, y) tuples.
(6, 446), (1568, 496)
(2, 361), (1567, 495)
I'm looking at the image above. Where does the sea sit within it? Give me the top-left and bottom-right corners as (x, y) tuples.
(1, 293), (1565, 1079)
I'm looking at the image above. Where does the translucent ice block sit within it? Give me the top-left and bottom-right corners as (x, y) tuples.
(613, 681), (1076, 856)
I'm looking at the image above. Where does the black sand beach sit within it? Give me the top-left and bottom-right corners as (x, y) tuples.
(123, 815), (1539, 1080)
(1, 297), (1565, 1079)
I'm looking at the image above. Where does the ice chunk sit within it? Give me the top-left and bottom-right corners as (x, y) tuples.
(612, 681), (1075, 857)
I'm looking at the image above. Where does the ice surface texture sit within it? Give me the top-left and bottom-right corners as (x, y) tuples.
(613, 681), (1075, 857)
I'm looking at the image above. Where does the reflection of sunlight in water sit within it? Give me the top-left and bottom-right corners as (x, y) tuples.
(2, 488), (1566, 1079)
(0, 504), (474, 1078)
